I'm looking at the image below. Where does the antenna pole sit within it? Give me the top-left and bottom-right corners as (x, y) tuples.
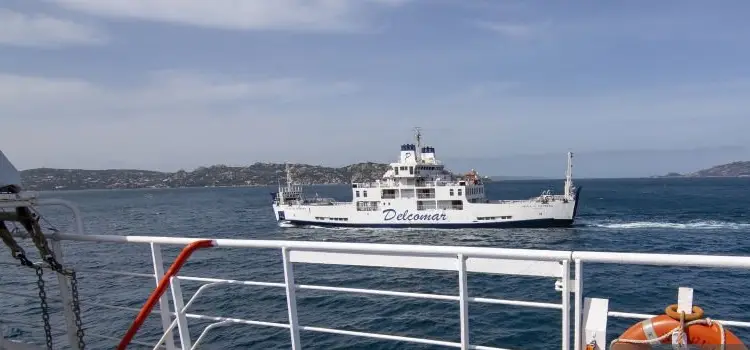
(415, 127), (422, 162)
(564, 152), (574, 198)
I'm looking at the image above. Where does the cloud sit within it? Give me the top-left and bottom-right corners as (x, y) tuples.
(0, 9), (106, 48)
(0, 70), (365, 170)
(0, 71), (359, 118)
(474, 20), (547, 40)
(46, 0), (409, 32)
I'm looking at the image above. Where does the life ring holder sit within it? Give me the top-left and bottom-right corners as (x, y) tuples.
(609, 304), (748, 349)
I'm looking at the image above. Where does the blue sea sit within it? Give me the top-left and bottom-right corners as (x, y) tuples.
(2, 178), (750, 349)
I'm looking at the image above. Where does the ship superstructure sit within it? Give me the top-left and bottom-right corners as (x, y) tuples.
(271, 129), (581, 228)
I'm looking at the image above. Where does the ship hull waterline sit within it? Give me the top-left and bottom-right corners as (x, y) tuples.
(275, 188), (582, 229)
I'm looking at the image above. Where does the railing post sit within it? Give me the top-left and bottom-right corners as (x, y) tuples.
(282, 247), (302, 350)
(582, 298), (608, 348)
(51, 240), (82, 350)
(561, 259), (571, 350)
(457, 254), (470, 350)
(170, 276), (192, 350)
(574, 259), (583, 350)
(150, 243), (176, 350)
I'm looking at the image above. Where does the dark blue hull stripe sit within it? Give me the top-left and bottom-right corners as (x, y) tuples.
(282, 218), (575, 229)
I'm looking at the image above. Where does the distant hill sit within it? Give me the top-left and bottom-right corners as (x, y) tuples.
(658, 161), (750, 178)
(19, 162), (392, 191)
(19, 162), (491, 191)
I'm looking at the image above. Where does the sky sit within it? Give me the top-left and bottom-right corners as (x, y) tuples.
(2, 0), (750, 178)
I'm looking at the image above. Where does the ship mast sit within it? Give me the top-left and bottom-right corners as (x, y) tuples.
(564, 151), (574, 198)
(414, 127), (422, 163)
(285, 162), (293, 187)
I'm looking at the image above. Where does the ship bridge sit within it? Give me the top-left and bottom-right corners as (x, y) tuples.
(351, 129), (488, 211)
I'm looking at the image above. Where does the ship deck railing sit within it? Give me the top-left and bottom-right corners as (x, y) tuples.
(2, 199), (750, 350)
(353, 180), (480, 189)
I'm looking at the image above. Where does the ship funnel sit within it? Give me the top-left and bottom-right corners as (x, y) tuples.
(421, 146), (436, 164)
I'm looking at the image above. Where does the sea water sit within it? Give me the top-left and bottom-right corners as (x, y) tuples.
(1, 177), (749, 349)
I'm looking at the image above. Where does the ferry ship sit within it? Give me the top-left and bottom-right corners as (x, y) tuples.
(271, 129), (582, 228)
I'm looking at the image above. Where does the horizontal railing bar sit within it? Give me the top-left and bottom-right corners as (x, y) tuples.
(469, 297), (562, 310)
(173, 312), (511, 349)
(183, 313), (291, 329)
(51, 233), (572, 261)
(301, 325), (461, 348)
(608, 311), (750, 328)
(75, 268), (155, 279)
(47, 233), (750, 268)
(571, 252), (750, 269)
(176, 275), (285, 288)
(300, 325), (513, 350)
(175, 278), (556, 309)
(297, 284), (459, 301)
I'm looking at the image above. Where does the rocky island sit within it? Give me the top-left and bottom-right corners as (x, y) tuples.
(660, 161), (750, 178)
(19, 162), (491, 191)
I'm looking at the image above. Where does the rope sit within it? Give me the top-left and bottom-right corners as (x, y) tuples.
(609, 317), (726, 349)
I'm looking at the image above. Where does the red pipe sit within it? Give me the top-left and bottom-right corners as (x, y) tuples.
(117, 239), (215, 350)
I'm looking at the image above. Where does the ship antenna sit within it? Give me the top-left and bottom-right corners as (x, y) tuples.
(286, 162), (293, 187)
(564, 151), (574, 198)
(415, 127), (422, 162)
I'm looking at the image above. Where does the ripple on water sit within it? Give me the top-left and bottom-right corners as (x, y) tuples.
(2, 179), (750, 349)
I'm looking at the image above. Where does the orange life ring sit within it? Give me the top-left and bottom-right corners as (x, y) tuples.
(610, 304), (747, 349)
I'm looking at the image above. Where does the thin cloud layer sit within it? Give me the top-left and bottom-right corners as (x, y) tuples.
(0, 71), (359, 117)
(0, 9), (106, 47)
(45, 0), (410, 32)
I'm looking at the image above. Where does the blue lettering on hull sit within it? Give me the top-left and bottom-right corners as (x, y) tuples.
(382, 209), (447, 222)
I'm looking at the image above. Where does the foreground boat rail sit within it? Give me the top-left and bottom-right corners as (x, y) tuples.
(3, 230), (750, 350)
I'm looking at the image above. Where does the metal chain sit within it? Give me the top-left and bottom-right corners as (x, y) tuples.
(34, 264), (54, 350)
(1, 207), (86, 349)
(67, 269), (86, 350)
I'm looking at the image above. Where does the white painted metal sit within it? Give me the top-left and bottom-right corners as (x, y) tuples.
(4, 230), (750, 349)
(677, 287), (694, 314)
(560, 260), (571, 350)
(50, 240), (81, 350)
(282, 247), (302, 350)
(169, 276), (192, 349)
(150, 243), (177, 350)
(290, 251), (563, 277)
(457, 254), (470, 350)
(582, 298), (608, 349)
(191, 320), (232, 350)
(573, 259), (583, 350)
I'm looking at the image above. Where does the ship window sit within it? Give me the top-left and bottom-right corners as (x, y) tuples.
(394, 167), (399, 175)
(458, 189), (463, 196)
(449, 189), (454, 196)
(356, 191), (360, 197)
(363, 190), (368, 197)
(409, 166), (414, 175)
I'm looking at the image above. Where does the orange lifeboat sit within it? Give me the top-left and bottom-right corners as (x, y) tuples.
(610, 304), (747, 349)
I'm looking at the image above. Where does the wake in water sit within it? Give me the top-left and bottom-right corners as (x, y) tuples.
(585, 220), (750, 230)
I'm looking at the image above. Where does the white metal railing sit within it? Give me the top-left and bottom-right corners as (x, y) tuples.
(4, 231), (750, 350)
(2, 197), (750, 349)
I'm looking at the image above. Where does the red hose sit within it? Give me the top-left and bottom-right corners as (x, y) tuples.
(117, 239), (214, 350)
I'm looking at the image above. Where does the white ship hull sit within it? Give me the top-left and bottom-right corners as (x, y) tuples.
(271, 128), (582, 229)
(273, 188), (581, 228)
